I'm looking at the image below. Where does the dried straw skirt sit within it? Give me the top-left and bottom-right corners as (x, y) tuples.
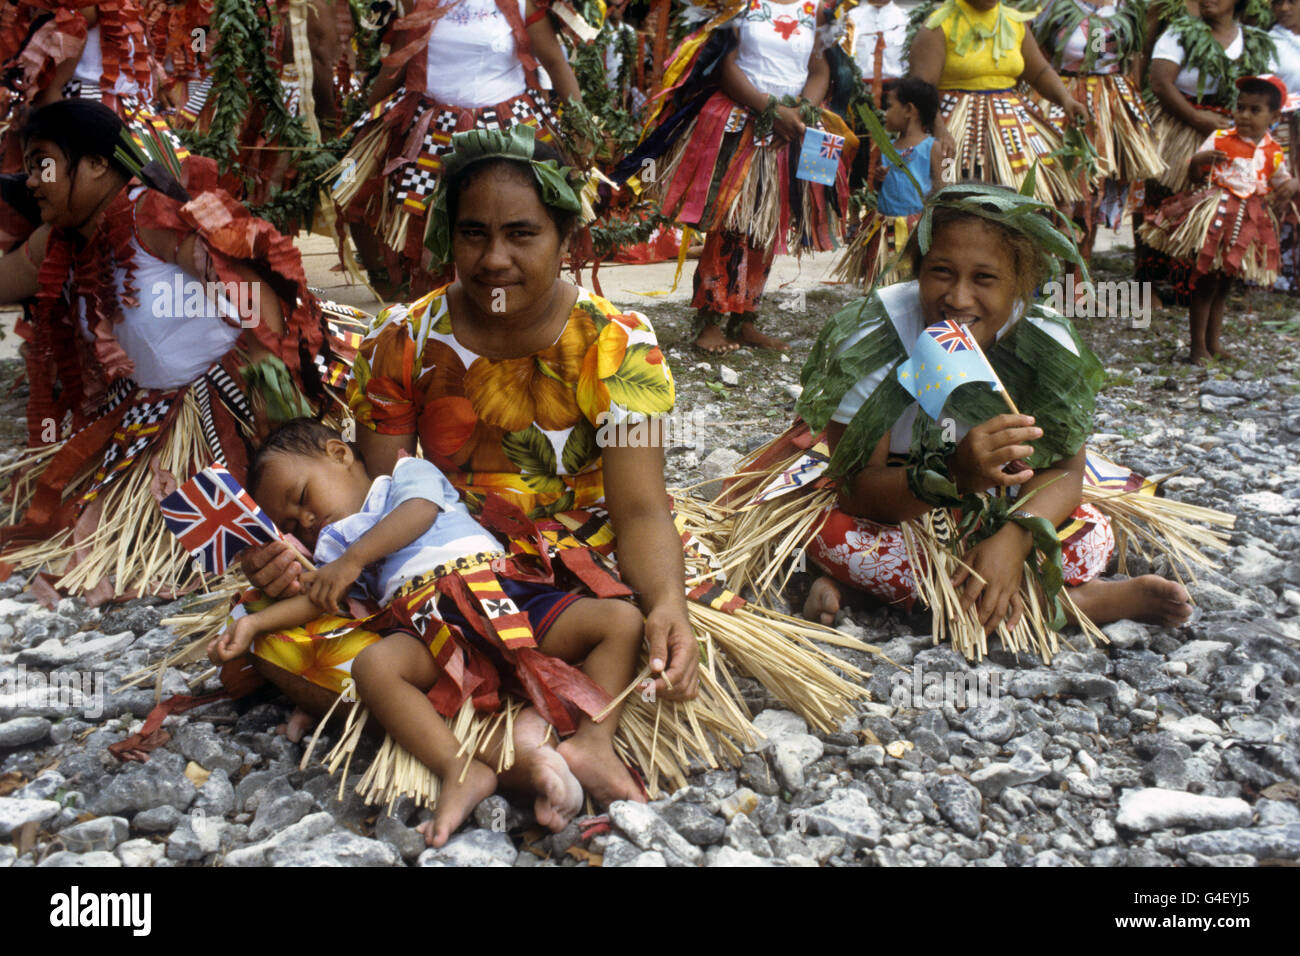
(1139, 186), (1282, 285)
(938, 87), (1083, 204)
(649, 90), (854, 255)
(1146, 99), (1229, 193)
(1047, 73), (1166, 183)
(832, 210), (920, 289)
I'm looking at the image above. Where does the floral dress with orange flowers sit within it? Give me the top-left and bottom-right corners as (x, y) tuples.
(250, 285), (676, 701)
(348, 285), (675, 519)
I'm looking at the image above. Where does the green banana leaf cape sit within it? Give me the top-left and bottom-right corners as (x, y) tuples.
(796, 281), (1105, 481)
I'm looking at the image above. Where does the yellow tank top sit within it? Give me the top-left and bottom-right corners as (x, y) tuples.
(936, 0), (1027, 90)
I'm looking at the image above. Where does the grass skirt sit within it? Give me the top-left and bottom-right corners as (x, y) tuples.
(1146, 99), (1228, 193)
(650, 90), (854, 255)
(160, 499), (880, 811)
(708, 422), (1235, 663)
(1046, 74), (1166, 183)
(832, 210), (919, 289)
(326, 87), (561, 290)
(1140, 186), (1281, 286)
(939, 87), (1082, 204)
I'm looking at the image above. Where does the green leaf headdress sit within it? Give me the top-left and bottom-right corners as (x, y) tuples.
(423, 125), (584, 266)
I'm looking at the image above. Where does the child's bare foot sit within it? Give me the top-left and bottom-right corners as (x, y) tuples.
(557, 733), (645, 807)
(803, 574), (841, 626)
(1068, 575), (1193, 628)
(1183, 351), (1209, 366)
(512, 709), (583, 832)
(695, 324), (741, 355)
(417, 758), (497, 848)
(275, 706), (314, 743)
(735, 320), (790, 351)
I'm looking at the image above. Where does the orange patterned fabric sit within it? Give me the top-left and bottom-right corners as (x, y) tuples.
(347, 285), (675, 518)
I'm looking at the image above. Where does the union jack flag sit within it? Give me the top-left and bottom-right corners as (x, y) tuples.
(929, 320), (977, 354)
(159, 465), (282, 575)
(819, 133), (845, 162)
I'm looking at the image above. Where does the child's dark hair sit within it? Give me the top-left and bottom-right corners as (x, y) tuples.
(1237, 77), (1282, 111)
(890, 77), (939, 133)
(20, 99), (135, 180)
(247, 418), (343, 499)
(445, 139), (579, 240)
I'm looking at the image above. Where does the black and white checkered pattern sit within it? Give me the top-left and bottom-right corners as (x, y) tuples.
(433, 108), (460, 134)
(396, 163), (439, 203)
(480, 107), (502, 131)
(192, 379), (225, 465)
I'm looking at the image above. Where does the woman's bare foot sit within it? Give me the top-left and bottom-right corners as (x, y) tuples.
(803, 574), (841, 626)
(735, 320), (790, 351)
(417, 758), (497, 848)
(557, 731), (645, 807)
(696, 323), (741, 355)
(275, 706), (315, 743)
(1068, 575), (1193, 627)
(510, 709), (583, 832)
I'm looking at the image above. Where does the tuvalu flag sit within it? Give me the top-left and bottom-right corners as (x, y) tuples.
(895, 320), (1002, 419)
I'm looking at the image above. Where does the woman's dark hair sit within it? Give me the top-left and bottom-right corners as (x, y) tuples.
(247, 418), (342, 499)
(444, 139), (579, 241)
(20, 99), (135, 181)
(890, 77), (940, 132)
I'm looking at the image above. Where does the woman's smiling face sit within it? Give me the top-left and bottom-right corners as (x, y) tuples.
(451, 163), (568, 320)
(917, 218), (1022, 350)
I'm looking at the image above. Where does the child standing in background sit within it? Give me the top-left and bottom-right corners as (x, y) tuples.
(836, 77), (943, 288)
(1141, 75), (1299, 363)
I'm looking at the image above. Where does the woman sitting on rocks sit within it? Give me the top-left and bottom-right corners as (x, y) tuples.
(718, 184), (1228, 660)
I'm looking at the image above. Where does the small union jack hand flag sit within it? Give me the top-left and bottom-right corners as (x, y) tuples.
(159, 465), (282, 575)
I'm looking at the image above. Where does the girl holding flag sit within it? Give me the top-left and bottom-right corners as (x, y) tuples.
(715, 184), (1225, 659)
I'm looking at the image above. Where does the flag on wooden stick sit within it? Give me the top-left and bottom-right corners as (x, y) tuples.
(159, 466), (282, 575)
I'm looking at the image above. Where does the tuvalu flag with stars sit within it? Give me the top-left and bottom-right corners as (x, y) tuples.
(895, 320), (1002, 419)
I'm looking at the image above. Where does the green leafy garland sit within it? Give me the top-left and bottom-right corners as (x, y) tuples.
(1160, 9), (1277, 104)
(1033, 0), (1147, 73)
(179, 0), (347, 232)
(570, 23), (643, 164)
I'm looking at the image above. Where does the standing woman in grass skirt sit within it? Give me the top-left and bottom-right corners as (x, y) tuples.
(1033, 0), (1166, 262)
(619, 0), (857, 356)
(909, 0), (1090, 205)
(328, 0), (591, 300)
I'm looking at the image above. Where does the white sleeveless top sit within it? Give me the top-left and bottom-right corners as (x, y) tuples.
(1151, 25), (1244, 98)
(77, 190), (242, 390)
(73, 25), (147, 98)
(425, 0), (529, 107)
(734, 0), (818, 100)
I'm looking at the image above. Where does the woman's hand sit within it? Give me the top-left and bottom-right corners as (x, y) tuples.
(644, 601), (699, 701)
(1190, 148), (1227, 179)
(301, 555), (362, 611)
(773, 104), (806, 144)
(950, 414), (1042, 493)
(950, 525), (1030, 635)
(1062, 96), (1090, 125)
(1194, 109), (1232, 136)
(239, 540), (304, 597)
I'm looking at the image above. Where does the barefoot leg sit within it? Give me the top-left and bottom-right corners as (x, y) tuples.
(802, 574), (842, 626)
(696, 320), (741, 355)
(734, 318), (790, 351)
(490, 708), (583, 832)
(540, 599), (648, 806)
(1067, 575), (1193, 628)
(352, 634), (496, 846)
